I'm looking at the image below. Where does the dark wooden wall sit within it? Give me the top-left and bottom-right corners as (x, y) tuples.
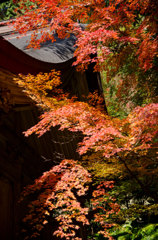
(0, 68), (81, 240)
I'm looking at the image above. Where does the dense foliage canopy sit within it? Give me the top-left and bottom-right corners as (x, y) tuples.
(5, 0), (158, 239)
(14, 70), (158, 239)
(12, 0), (158, 72)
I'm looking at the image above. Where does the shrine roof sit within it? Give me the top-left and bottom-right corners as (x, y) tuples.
(0, 21), (76, 63)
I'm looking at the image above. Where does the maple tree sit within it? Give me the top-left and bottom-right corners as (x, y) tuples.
(23, 91), (157, 202)
(20, 159), (119, 240)
(14, 72), (158, 240)
(12, 0), (158, 72)
(11, 0), (158, 118)
(11, 0), (158, 238)
(18, 71), (157, 162)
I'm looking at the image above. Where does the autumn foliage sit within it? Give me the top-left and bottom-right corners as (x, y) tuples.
(14, 57), (158, 240)
(12, 0), (158, 71)
(11, 0), (158, 239)
(22, 90), (157, 160)
(15, 72), (158, 159)
(15, 70), (158, 202)
(20, 159), (120, 240)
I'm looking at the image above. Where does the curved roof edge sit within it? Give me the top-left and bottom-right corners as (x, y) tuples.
(0, 20), (78, 74)
(0, 35), (75, 75)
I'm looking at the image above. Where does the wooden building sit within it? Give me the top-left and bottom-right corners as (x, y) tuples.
(0, 22), (103, 240)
